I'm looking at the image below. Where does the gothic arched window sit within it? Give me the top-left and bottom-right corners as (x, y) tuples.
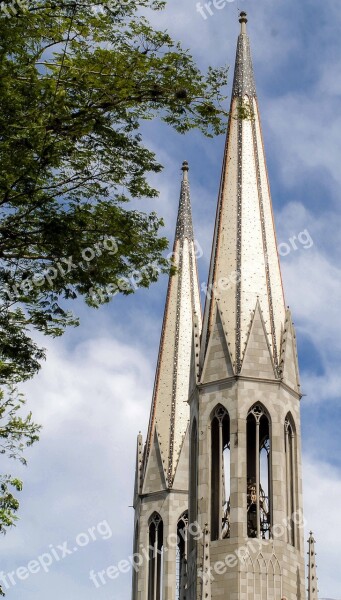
(148, 512), (163, 600)
(211, 405), (230, 541)
(176, 511), (188, 600)
(285, 413), (296, 546)
(247, 404), (271, 539)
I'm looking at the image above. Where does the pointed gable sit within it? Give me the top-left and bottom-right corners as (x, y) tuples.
(241, 301), (276, 379)
(201, 304), (234, 384)
(172, 427), (189, 490)
(142, 429), (167, 495)
(280, 309), (300, 393)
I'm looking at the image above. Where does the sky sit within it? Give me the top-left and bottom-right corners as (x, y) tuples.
(2, 0), (341, 598)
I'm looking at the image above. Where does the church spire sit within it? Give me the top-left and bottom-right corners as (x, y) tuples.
(308, 531), (319, 600)
(186, 18), (307, 600)
(143, 162), (201, 488)
(201, 11), (285, 373)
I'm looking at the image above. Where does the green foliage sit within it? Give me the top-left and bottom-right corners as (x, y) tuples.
(0, 387), (40, 464)
(0, 0), (228, 333)
(0, 0), (228, 570)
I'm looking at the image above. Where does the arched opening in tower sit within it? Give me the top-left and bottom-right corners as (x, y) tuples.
(285, 414), (297, 546)
(176, 511), (188, 600)
(247, 404), (271, 539)
(211, 405), (230, 541)
(148, 513), (163, 600)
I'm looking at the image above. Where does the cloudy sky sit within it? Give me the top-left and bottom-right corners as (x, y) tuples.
(2, 1), (341, 598)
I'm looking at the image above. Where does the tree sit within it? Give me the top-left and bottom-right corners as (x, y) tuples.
(0, 0), (228, 568)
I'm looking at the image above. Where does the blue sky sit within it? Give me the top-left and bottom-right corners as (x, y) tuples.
(2, 1), (341, 598)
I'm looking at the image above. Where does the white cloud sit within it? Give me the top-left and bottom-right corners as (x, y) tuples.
(273, 201), (341, 360)
(303, 455), (341, 598)
(1, 331), (153, 598)
(265, 93), (341, 190)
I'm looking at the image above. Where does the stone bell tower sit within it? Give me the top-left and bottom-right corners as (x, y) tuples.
(187, 12), (307, 600)
(132, 162), (202, 600)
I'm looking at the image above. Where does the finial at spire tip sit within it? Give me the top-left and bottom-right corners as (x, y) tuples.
(181, 161), (189, 180)
(239, 11), (248, 33)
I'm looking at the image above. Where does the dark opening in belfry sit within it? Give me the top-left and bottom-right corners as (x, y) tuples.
(211, 405), (230, 541)
(247, 404), (271, 539)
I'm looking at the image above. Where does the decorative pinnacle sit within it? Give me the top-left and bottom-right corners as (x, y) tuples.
(307, 531), (318, 600)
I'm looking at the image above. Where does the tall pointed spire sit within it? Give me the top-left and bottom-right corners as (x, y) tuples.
(201, 11), (285, 373)
(186, 18), (307, 600)
(143, 162), (201, 487)
(308, 532), (319, 600)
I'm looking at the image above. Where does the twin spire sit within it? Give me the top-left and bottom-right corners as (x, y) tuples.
(142, 161), (201, 489)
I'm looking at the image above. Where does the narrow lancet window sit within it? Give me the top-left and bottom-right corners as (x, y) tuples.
(247, 404), (271, 539)
(176, 512), (188, 600)
(285, 415), (296, 546)
(211, 406), (230, 541)
(148, 513), (163, 600)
